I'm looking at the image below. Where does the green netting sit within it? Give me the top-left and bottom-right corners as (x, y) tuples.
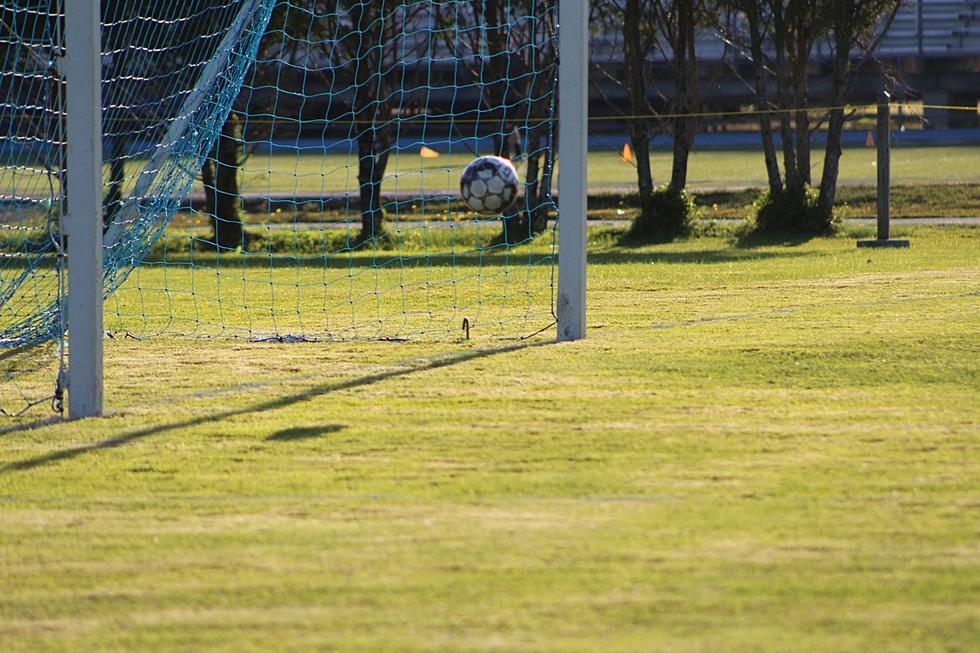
(1, 1), (274, 348)
(1, 0), (560, 413)
(110, 0), (560, 342)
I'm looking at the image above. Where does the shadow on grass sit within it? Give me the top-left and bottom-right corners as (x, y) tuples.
(142, 250), (556, 270)
(267, 424), (346, 441)
(0, 416), (63, 436)
(587, 248), (814, 266)
(145, 246), (816, 270)
(0, 340), (549, 474)
(734, 230), (821, 248)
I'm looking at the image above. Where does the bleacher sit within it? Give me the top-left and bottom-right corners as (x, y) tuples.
(877, 0), (980, 58)
(590, 0), (980, 62)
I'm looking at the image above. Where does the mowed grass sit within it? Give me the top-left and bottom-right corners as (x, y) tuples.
(73, 144), (977, 198)
(105, 239), (558, 341)
(1, 225), (979, 652)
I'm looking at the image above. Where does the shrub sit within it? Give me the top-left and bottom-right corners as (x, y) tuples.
(745, 184), (837, 236)
(623, 186), (698, 244)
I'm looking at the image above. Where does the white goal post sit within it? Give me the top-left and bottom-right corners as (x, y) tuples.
(557, 0), (589, 342)
(60, 1), (588, 420)
(65, 0), (105, 419)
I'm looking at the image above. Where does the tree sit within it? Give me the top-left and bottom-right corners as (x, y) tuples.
(438, 0), (558, 245)
(724, 1), (783, 196)
(1, 2), (257, 248)
(662, 0), (702, 193)
(734, 0), (822, 194)
(335, 1), (397, 241)
(198, 1), (304, 251)
(593, 0), (704, 241)
(786, 0), (821, 187)
(816, 0), (901, 217)
(716, 0), (899, 233)
(620, 0), (656, 210)
(201, 112), (245, 250)
(97, 1), (255, 248)
(226, 1), (424, 244)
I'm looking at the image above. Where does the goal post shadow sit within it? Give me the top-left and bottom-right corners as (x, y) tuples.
(1, 339), (552, 472)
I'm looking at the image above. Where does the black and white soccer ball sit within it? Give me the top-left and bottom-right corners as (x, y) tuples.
(460, 156), (520, 214)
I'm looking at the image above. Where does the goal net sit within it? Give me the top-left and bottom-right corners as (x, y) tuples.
(0, 1), (564, 415)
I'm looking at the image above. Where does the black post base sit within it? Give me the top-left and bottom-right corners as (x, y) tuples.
(856, 239), (910, 248)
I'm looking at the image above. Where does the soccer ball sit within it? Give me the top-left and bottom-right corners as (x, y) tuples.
(460, 156), (520, 214)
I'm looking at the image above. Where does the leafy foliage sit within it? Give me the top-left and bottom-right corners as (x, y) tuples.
(623, 186), (698, 243)
(745, 184), (838, 237)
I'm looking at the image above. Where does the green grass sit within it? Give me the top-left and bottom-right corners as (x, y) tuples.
(1, 225), (978, 652)
(165, 181), (980, 231)
(589, 143), (980, 191)
(682, 183), (980, 221)
(16, 144), (967, 201)
(231, 144), (980, 195)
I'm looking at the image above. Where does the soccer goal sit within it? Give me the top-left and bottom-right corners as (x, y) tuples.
(0, 0), (587, 420)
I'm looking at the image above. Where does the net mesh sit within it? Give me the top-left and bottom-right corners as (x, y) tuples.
(0, 1), (560, 413)
(109, 0), (559, 342)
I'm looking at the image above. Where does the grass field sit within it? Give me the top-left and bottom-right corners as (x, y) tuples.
(8, 145), (978, 208)
(231, 144), (980, 195)
(1, 224), (978, 651)
(691, 183), (980, 221)
(27, 144), (965, 201)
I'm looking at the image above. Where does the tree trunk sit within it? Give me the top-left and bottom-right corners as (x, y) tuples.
(793, 32), (811, 185)
(773, 3), (798, 191)
(503, 122), (551, 239)
(506, 151), (539, 244)
(349, 1), (399, 243)
(499, 129), (551, 244)
(631, 121), (654, 200)
(532, 137), (554, 233)
(746, 5), (782, 195)
(817, 94), (847, 218)
(668, 123), (690, 193)
(624, 0), (655, 219)
(817, 39), (851, 219)
(211, 112), (243, 251)
(357, 127), (386, 239)
(669, 0), (697, 193)
(201, 156), (215, 219)
(486, 1), (509, 160)
(103, 135), (125, 227)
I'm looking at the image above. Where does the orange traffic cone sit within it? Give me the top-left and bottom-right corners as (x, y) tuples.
(420, 145), (440, 159)
(621, 143), (635, 165)
(865, 130), (874, 147)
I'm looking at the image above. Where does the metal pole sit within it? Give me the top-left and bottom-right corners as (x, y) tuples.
(557, 0), (588, 342)
(65, 1), (104, 418)
(877, 91), (890, 241)
(858, 90), (908, 249)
